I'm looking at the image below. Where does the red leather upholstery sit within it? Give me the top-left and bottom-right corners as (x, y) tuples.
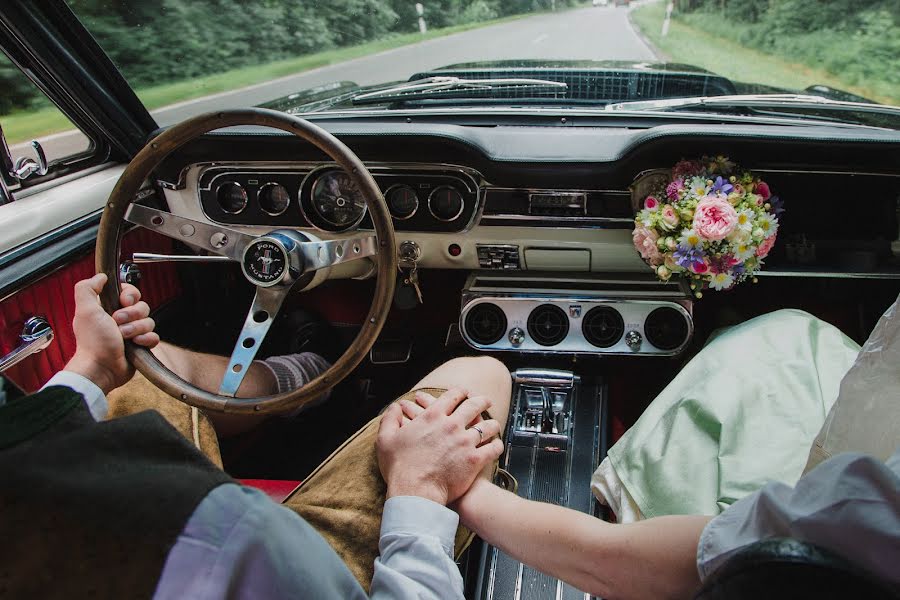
(1, 229), (181, 392)
(238, 479), (302, 504)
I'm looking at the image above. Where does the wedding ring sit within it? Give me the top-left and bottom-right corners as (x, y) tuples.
(471, 425), (484, 442)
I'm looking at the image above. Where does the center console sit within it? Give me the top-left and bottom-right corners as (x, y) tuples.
(471, 368), (607, 600)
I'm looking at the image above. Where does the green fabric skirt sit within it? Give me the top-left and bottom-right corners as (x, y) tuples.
(605, 309), (861, 518)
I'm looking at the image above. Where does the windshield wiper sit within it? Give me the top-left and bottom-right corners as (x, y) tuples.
(352, 76), (568, 105)
(605, 94), (899, 116)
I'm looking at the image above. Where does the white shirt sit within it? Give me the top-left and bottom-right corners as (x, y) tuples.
(698, 446), (900, 586)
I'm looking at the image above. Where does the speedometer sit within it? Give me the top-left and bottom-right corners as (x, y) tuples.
(310, 171), (367, 229)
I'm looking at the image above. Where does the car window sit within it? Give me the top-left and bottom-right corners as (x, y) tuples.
(0, 52), (92, 190)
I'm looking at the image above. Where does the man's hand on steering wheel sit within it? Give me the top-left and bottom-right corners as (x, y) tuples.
(66, 274), (159, 394)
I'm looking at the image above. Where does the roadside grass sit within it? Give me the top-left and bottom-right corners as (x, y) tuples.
(2, 11), (544, 145)
(631, 2), (899, 106)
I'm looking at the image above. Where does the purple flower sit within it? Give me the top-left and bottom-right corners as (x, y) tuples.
(731, 263), (746, 278)
(666, 178), (684, 201)
(710, 176), (733, 196)
(674, 244), (706, 272)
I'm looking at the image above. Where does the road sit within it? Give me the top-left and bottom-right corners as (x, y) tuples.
(14, 4), (656, 161)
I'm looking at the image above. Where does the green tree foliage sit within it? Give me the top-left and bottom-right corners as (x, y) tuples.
(675, 0), (899, 95)
(0, 0), (591, 114)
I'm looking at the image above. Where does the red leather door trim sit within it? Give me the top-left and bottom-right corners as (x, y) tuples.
(1, 229), (181, 392)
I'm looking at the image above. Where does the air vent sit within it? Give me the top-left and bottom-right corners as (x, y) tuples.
(582, 306), (624, 348)
(527, 304), (569, 347)
(465, 303), (507, 345)
(644, 307), (689, 351)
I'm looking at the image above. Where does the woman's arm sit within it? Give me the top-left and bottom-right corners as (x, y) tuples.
(455, 478), (711, 600)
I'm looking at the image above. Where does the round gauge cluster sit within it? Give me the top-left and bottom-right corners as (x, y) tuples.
(214, 180), (291, 217)
(202, 166), (477, 232)
(215, 181), (248, 214)
(386, 184), (419, 220)
(428, 186), (464, 221)
(258, 183), (291, 216)
(309, 171), (367, 228)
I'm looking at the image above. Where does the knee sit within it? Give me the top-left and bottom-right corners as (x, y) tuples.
(455, 355), (511, 391)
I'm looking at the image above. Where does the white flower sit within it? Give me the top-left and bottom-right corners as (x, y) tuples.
(757, 213), (779, 238)
(637, 209), (654, 227)
(752, 227), (765, 240)
(709, 271), (735, 291)
(735, 209), (754, 232)
(727, 227), (751, 245)
(678, 229), (703, 248)
(732, 241), (756, 261)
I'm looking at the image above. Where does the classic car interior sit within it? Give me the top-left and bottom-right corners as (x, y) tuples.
(1, 2), (899, 599)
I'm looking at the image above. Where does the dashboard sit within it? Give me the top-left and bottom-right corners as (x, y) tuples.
(153, 117), (900, 355)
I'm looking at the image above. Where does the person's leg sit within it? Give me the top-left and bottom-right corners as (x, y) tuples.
(410, 356), (512, 429)
(283, 355), (513, 591)
(109, 342), (330, 438)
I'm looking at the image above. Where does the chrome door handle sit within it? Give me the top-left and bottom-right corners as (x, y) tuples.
(0, 316), (54, 372)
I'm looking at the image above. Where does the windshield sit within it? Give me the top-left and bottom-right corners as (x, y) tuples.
(7, 0), (899, 147)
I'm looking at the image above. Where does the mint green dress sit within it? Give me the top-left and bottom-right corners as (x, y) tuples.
(604, 309), (861, 518)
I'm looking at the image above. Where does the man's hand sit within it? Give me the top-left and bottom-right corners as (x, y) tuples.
(64, 273), (159, 394)
(376, 388), (504, 506)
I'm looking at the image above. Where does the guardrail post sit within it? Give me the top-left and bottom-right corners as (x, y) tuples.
(415, 3), (427, 34)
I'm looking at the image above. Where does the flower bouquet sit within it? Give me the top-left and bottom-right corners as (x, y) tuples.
(632, 156), (783, 296)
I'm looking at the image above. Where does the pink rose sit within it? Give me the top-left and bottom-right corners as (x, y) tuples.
(691, 259), (710, 274)
(633, 225), (663, 266)
(756, 233), (776, 258)
(756, 181), (771, 200)
(644, 196), (660, 212)
(693, 195), (738, 241)
(660, 204), (680, 230)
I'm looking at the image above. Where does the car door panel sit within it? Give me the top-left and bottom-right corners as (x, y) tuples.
(1, 227), (180, 392)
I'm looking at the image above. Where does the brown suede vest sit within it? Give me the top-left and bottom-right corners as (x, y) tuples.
(0, 386), (232, 599)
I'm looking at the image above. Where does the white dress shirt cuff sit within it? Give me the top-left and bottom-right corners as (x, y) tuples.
(381, 496), (460, 557)
(42, 371), (108, 421)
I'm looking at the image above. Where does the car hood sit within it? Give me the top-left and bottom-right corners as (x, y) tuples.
(258, 59), (869, 114)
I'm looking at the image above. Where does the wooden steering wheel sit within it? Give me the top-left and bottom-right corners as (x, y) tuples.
(96, 108), (397, 415)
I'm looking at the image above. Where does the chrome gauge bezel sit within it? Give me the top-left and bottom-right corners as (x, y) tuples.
(214, 180), (248, 215)
(385, 183), (419, 220)
(428, 185), (465, 222)
(302, 169), (369, 232)
(257, 182), (291, 217)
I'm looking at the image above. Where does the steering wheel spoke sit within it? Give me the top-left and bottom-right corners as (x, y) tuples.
(298, 235), (378, 273)
(125, 203), (256, 261)
(218, 286), (289, 397)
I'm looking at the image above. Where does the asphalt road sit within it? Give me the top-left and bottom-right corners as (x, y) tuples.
(15, 4), (656, 161)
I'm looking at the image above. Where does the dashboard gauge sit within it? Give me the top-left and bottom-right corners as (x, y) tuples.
(258, 183), (291, 216)
(310, 171), (367, 228)
(386, 184), (419, 220)
(428, 185), (464, 221)
(215, 181), (248, 214)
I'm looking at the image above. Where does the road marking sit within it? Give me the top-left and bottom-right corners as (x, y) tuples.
(532, 33), (549, 44)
